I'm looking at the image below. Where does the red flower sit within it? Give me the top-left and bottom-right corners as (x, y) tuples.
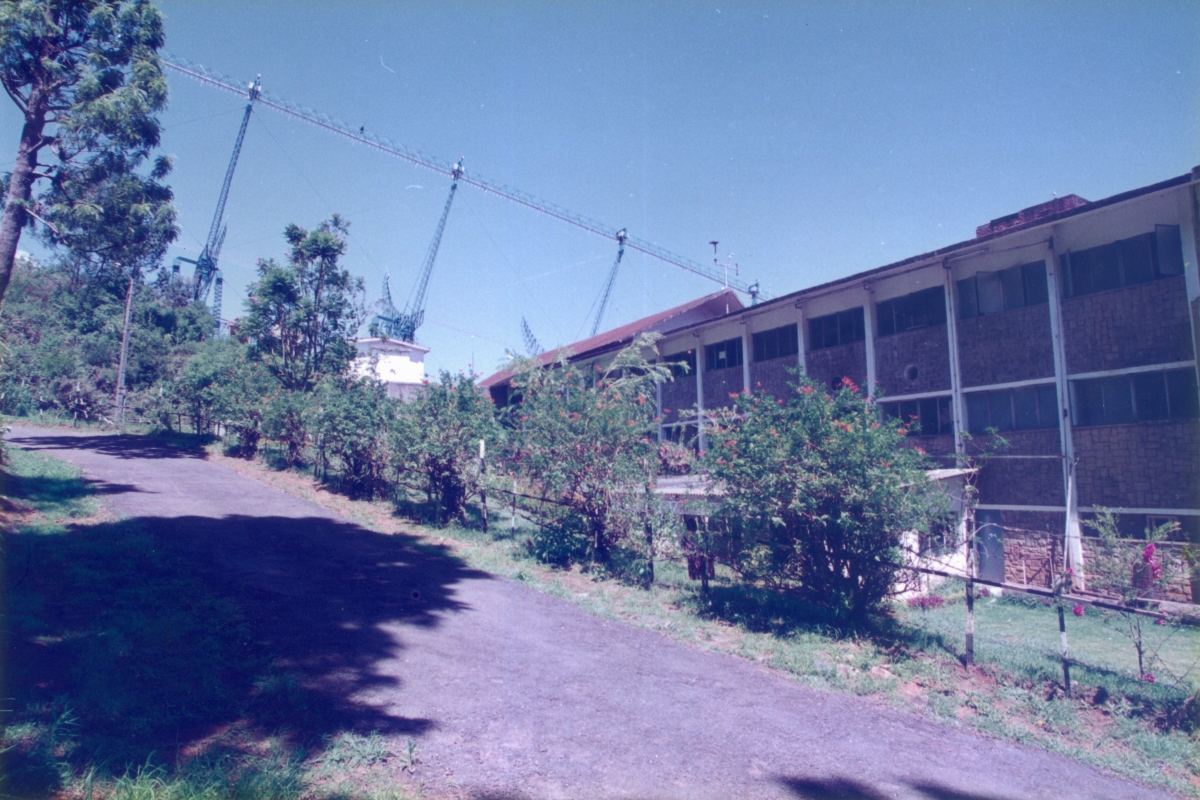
(1072, 604), (1084, 617)
(1143, 673), (1156, 683)
(1142, 543), (1156, 561)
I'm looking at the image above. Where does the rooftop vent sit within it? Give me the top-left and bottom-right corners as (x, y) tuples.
(976, 194), (1089, 238)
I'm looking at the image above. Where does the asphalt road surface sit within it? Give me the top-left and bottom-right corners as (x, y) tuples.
(7, 426), (1177, 800)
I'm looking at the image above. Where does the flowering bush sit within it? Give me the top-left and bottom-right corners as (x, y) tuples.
(706, 375), (938, 621)
(906, 594), (946, 611)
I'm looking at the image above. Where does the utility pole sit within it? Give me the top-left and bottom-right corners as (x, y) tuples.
(114, 271), (135, 427)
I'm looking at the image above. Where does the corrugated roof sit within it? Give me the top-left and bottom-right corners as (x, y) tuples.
(482, 289), (742, 388)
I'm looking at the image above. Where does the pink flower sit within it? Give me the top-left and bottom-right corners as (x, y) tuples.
(1142, 543), (1156, 561)
(1143, 673), (1156, 683)
(1155, 618), (1166, 626)
(1072, 604), (1084, 617)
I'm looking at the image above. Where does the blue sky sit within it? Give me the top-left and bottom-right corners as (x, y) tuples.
(7, 2), (1199, 376)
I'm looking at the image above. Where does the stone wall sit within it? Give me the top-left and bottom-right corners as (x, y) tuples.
(659, 374), (696, 425)
(873, 324), (951, 396)
(1073, 419), (1200, 509)
(974, 429), (1065, 507)
(805, 340), (867, 393)
(749, 358), (799, 401)
(957, 304), (1055, 388)
(702, 367), (744, 411)
(1061, 275), (1193, 374)
(1000, 511), (1064, 588)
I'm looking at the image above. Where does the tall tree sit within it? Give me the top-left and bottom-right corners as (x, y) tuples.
(240, 216), (365, 392)
(0, 0), (172, 305)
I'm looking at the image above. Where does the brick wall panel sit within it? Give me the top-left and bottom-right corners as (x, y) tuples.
(749, 358), (799, 402)
(874, 325), (951, 396)
(957, 304), (1055, 388)
(1073, 420), (1200, 509)
(1062, 276), (1193, 374)
(702, 367), (744, 410)
(659, 376), (696, 424)
(805, 341), (867, 393)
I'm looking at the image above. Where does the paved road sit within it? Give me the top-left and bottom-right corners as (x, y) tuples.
(8, 427), (1176, 800)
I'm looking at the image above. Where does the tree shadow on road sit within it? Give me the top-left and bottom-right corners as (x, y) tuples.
(779, 775), (1016, 800)
(3, 508), (490, 795)
(8, 429), (211, 461)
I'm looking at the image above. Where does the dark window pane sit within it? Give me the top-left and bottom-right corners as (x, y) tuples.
(989, 390), (1014, 431)
(1037, 384), (1059, 429)
(1067, 252), (1090, 296)
(1132, 371), (1169, 421)
(851, 307), (865, 341)
(837, 310), (857, 345)
(877, 300), (896, 336)
(919, 397), (941, 437)
(1089, 243), (1122, 292)
(1023, 261), (1049, 305)
(752, 331), (767, 363)
(1071, 380), (1104, 426)
(1167, 368), (1200, 419)
(1156, 225), (1185, 276)
(924, 287), (947, 326)
(966, 392), (989, 434)
(782, 324), (799, 357)
(937, 396), (953, 435)
(1000, 265), (1025, 311)
(900, 400), (920, 434)
(1013, 386), (1039, 429)
(811, 316), (830, 347)
(1120, 233), (1155, 285)
(1101, 376), (1134, 424)
(977, 271), (1004, 314)
(824, 315), (840, 347)
(957, 277), (978, 319)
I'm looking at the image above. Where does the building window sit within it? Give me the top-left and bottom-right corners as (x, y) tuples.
(664, 349), (696, 380)
(752, 324), (799, 363)
(704, 338), (743, 372)
(1061, 225), (1185, 298)
(957, 261), (1048, 319)
(807, 307), (865, 351)
(965, 384), (1059, 434)
(881, 395), (953, 437)
(1070, 367), (1200, 426)
(876, 287), (946, 337)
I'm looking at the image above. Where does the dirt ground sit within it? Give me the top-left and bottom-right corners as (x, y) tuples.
(6, 426), (1180, 800)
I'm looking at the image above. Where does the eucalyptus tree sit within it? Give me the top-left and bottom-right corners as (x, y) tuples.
(0, 0), (175, 302)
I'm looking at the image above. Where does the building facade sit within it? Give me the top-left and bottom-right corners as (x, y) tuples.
(651, 170), (1200, 597)
(484, 169), (1200, 599)
(352, 337), (429, 401)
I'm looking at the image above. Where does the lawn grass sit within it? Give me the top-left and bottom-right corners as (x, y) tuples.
(210, 449), (1200, 797)
(0, 446), (422, 800)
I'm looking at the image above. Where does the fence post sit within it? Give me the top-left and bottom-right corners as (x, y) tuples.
(478, 438), (488, 534)
(1057, 602), (1072, 695)
(965, 577), (975, 667)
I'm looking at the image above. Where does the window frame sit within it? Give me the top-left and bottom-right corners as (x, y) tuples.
(807, 307), (865, 351)
(1069, 367), (1200, 426)
(752, 323), (799, 363)
(876, 286), (947, 337)
(1061, 225), (1185, 299)
(704, 337), (743, 373)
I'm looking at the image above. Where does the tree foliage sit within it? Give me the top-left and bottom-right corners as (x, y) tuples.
(0, 254), (210, 422)
(239, 216), (364, 392)
(391, 371), (500, 524)
(0, 0), (175, 303)
(503, 334), (671, 563)
(706, 378), (937, 620)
